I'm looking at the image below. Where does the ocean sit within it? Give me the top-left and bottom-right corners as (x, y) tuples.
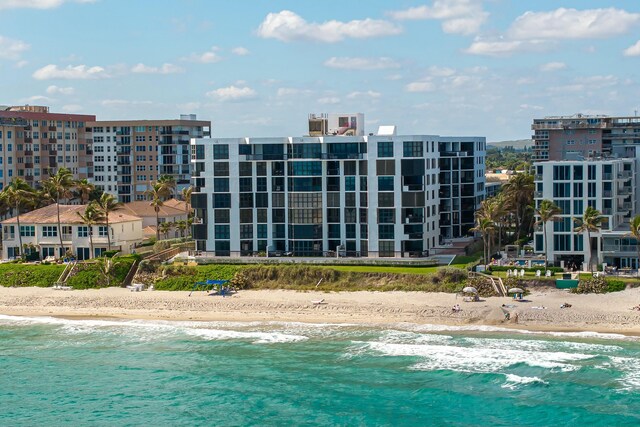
(0, 315), (639, 426)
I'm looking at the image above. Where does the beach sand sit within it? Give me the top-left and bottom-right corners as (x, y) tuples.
(1, 286), (640, 334)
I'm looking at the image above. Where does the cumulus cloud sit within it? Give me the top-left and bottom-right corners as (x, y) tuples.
(346, 90), (381, 99)
(0, 35), (30, 60)
(131, 63), (184, 74)
(231, 47), (250, 56)
(183, 47), (222, 63)
(101, 99), (153, 107)
(318, 97), (341, 104)
(508, 8), (640, 40)
(20, 95), (54, 103)
(323, 56), (399, 70)
(465, 38), (552, 56)
(624, 40), (640, 56)
(46, 85), (74, 95)
(256, 10), (401, 43)
(276, 87), (312, 97)
(388, 0), (488, 35)
(32, 64), (110, 80)
(61, 104), (83, 113)
(206, 85), (257, 102)
(0, 0), (95, 9)
(539, 62), (566, 72)
(405, 81), (435, 92)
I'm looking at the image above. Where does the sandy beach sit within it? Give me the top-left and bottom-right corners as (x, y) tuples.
(1, 286), (640, 334)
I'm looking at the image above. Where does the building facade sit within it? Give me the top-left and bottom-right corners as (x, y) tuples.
(1, 204), (143, 260)
(533, 158), (637, 269)
(87, 115), (210, 202)
(0, 105), (96, 190)
(438, 137), (486, 240)
(532, 114), (640, 161)
(191, 129), (485, 258)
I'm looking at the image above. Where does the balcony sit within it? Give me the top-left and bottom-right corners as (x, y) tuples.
(618, 171), (632, 179)
(25, 137), (33, 143)
(49, 138), (57, 144)
(49, 126), (56, 131)
(619, 187), (632, 195)
(320, 153), (364, 160)
(25, 163), (34, 168)
(603, 244), (637, 253)
(619, 202), (632, 211)
(24, 125), (32, 131)
(49, 150), (57, 155)
(243, 154), (288, 161)
(603, 190), (612, 197)
(403, 184), (424, 192)
(24, 150), (33, 156)
(25, 175), (33, 182)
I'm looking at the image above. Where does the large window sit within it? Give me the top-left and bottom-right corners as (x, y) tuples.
(378, 176), (394, 191)
(377, 141), (393, 158)
(213, 194), (231, 208)
(213, 178), (229, 192)
(403, 141), (423, 157)
(288, 161), (322, 176)
(553, 234), (571, 251)
(378, 209), (395, 224)
(98, 226), (108, 237)
(239, 178), (252, 192)
(553, 183), (570, 197)
(553, 165), (571, 180)
(42, 226), (57, 237)
(215, 225), (230, 239)
(20, 225), (35, 237)
(213, 144), (228, 159)
(77, 226), (89, 237)
(379, 224), (395, 239)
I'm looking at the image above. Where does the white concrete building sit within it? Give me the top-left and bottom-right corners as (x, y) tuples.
(190, 127), (485, 258)
(533, 157), (637, 269)
(1, 204), (143, 260)
(89, 124), (118, 196)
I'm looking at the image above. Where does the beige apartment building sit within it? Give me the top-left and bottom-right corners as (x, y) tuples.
(87, 115), (210, 202)
(532, 114), (640, 161)
(0, 105), (96, 190)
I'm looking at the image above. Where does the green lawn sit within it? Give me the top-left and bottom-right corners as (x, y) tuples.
(317, 265), (441, 275)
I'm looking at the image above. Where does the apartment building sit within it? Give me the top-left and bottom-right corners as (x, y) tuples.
(438, 137), (486, 240)
(0, 105), (95, 190)
(533, 155), (637, 269)
(87, 115), (211, 202)
(532, 114), (640, 161)
(190, 118), (486, 258)
(1, 203), (143, 260)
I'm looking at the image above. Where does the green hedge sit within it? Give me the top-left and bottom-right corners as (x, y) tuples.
(0, 263), (65, 288)
(66, 255), (138, 289)
(154, 264), (242, 291)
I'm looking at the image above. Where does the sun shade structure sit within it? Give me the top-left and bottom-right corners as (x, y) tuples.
(508, 288), (524, 294)
(462, 286), (478, 294)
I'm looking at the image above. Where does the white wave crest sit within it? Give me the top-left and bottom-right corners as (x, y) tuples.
(502, 374), (548, 389)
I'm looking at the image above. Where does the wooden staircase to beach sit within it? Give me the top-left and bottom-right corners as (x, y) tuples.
(468, 271), (507, 297)
(53, 261), (77, 288)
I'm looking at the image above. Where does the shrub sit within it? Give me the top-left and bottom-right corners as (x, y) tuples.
(103, 250), (119, 258)
(573, 276), (607, 294)
(606, 279), (626, 293)
(0, 264), (65, 288)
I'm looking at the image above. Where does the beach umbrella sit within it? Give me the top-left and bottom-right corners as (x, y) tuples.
(508, 287), (524, 294)
(462, 286), (478, 294)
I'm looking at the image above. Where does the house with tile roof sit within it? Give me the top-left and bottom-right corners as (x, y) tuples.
(1, 204), (143, 260)
(120, 200), (189, 239)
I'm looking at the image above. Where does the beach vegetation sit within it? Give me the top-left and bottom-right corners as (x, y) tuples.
(0, 263), (65, 287)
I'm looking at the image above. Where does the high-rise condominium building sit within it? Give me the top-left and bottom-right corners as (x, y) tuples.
(190, 119), (486, 258)
(0, 105), (95, 190)
(532, 114), (640, 161)
(87, 115), (210, 202)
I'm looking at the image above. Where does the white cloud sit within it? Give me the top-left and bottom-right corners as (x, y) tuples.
(508, 8), (640, 40)
(61, 104), (83, 112)
(131, 63), (184, 74)
(231, 47), (250, 56)
(206, 85), (257, 102)
(0, 35), (30, 60)
(183, 47), (222, 63)
(0, 0), (95, 10)
(32, 64), (110, 80)
(101, 99), (153, 107)
(256, 10), (402, 43)
(518, 103), (543, 111)
(20, 95), (54, 103)
(318, 97), (341, 104)
(388, 0), (488, 35)
(465, 38), (552, 56)
(540, 62), (566, 72)
(46, 85), (74, 95)
(346, 90), (381, 99)
(427, 66), (456, 77)
(405, 81), (435, 92)
(15, 60), (28, 68)
(624, 40), (640, 56)
(323, 56), (399, 70)
(276, 87), (312, 97)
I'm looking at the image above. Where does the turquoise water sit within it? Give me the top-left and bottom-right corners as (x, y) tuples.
(1, 316), (639, 426)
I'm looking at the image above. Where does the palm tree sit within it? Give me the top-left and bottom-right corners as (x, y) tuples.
(96, 193), (122, 251)
(502, 172), (535, 241)
(175, 219), (188, 238)
(145, 181), (165, 240)
(97, 255), (121, 287)
(181, 186), (193, 216)
(1, 178), (34, 259)
(44, 167), (75, 258)
(76, 202), (105, 259)
(74, 179), (95, 204)
(573, 206), (603, 273)
(471, 216), (495, 266)
(626, 215), (640, 274)
(157, 175), (176, 200)
(535, 199), (563, 270)
(159, 221), (172, 240)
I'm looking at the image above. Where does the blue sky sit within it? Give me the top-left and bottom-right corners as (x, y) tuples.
(1, 0), (639, 141)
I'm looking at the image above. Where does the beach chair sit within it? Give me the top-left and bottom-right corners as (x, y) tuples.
(535, 270), (541, 277)
(519, 269), (525, 277)
(311, 298), (325, 305)
(545, 270), (551, 277)
(506, 269), (512, 277)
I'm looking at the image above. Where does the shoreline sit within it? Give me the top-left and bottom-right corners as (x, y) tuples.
(1, 286), (640, 337)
